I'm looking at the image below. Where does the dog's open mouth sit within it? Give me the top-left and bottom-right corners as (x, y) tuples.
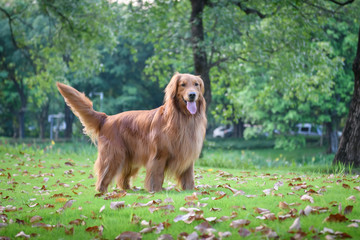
(183, 98), (197, 115)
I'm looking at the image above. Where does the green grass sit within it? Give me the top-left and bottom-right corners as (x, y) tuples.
(0, 141), (359, 239)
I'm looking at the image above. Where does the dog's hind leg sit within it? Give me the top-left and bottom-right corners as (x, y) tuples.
(116, 166), (139, 190)
(177, 163), (195, 190)
(144, 154), (167, 192)
(94, 153), (120, 193)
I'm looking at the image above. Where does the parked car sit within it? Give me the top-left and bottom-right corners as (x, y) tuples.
(213, 125), (234, 138)
(295, 123), (322, 136)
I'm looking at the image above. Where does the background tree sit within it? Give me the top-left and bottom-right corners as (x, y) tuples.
(0, 0), (117, 138)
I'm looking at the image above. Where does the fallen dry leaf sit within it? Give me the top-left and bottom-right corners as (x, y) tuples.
(115, 231), (142, 240)
(110, 201), (125, 210)
(324, 213), (349, 223)
(158, 234), (173, 240)
(230, 219), (250, 228)
(289, 217), (301, 231)
(238, 228), (251, 237)
(279, 202), (289, 209)
(300, 194), (314, 203)
(30, 215), (42, 223)
(346, 195), (356, 202)
(15, 231), (30, 239)
(194, 221), (215, 234)
(99, 205), (105, 213)
(347, 223), (359, 228)
(31, 222), (53, 231)
(344, 205), (353, 215)
(218, 231), (232, 238)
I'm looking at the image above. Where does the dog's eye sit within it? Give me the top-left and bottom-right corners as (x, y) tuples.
(195, 83), (199, 86)
(181, 83), (186, 87)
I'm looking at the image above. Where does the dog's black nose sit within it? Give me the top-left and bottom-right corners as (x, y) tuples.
(188, 92), (196, 101)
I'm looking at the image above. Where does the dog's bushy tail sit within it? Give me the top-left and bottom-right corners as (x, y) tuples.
(56, 82), (107, 143)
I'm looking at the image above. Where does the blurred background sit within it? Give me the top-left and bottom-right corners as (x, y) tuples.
(1, 0), (359, 163)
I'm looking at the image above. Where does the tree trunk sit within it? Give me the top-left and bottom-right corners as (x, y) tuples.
(38, 102), (49, 139)
(233, 119), (245, 138)
(326, 121), (338, 154)
(333, 26), (360, 167)
(64, 103), (74, 139)
(189, 0), (212, 108)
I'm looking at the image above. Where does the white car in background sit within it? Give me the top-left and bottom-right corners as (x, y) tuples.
(213, 125), (234, 138)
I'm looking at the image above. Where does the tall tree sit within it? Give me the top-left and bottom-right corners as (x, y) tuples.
(334, 26), (360, 167)
(0, 0), (117, 138)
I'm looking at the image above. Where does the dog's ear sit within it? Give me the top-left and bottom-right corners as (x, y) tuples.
(198, 76), (205, 95)
(164, 73), (181, 102)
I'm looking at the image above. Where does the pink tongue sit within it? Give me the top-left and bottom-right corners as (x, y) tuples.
(186, 101), (197, 115)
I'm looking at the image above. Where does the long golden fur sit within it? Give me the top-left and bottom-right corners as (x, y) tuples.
(56, 73), (207, 192)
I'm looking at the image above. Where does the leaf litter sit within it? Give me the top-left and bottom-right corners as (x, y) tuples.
(1, 149), (359, 239)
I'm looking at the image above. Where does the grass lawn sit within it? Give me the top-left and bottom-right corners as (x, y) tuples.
(0, 141), (359, 239)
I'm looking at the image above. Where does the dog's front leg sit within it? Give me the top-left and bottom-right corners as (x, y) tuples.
(179, 164), (195, 190)
(144, 157), (166, 192)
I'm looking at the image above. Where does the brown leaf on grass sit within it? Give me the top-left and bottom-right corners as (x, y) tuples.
(0, 235), (10, 240)
(289, 217), (301, 231)
(99, 205), (105, 213)
(149, 205), (175, 214)
(65, 161), (75, 166)
(218, 231), (232, 238)
(15, 231), (30, 239)
(210, 207), (221, 212)
(254, 225), (278, 238)
(16, 219), (25, 225)
(212, 191), (227, 200)
(354, 186), (360, 192)
(300, 194), (314, 203)
(42, 204), (55, 208)
(115, 231), (142, 240)
(303, 205), (313, 216)
(88, 173), (94, 179)
(65, 227), (74, 235)
(262, 213), (276, 221)
(104, 191), (127, 200)
(31, 222), (53, 231)
(222, 184), (238, 193)
(63, 199), (75, 209)
(110, 201), (125, 210)
(194, 221), (215, 234)
(30, 215), (42, 223)
(334, 231), (352, 239)
(346, 195), (356, 202)
(263, 188), (272, 196)
(85, 225), (103, 236)
(69, 219), (86, 226)
(347, 223), (359, 228)
(344, 206), (353, 215)
(55, 198), (68, 203)
(238, 228), (251, 237)
(254, 207), (270, 214)
(185, 193), (198, 202)
(140, 227), (156, 234)
(27, 203), (39, 208)
(324, 213), (349, 222)
(279, 202), (289, 209)
(342, 184), (350, 189)
(158, 234), (174, 240)
(51, 193), (71, 198)
(230, 219), (250, 228)
(164, 198), (174, 203)
(132, 200), (161, 208)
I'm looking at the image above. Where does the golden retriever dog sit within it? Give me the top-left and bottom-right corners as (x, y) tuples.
(56, 73), (207, 192)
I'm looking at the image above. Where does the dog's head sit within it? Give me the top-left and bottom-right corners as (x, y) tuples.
(165, 72), (205, 115)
